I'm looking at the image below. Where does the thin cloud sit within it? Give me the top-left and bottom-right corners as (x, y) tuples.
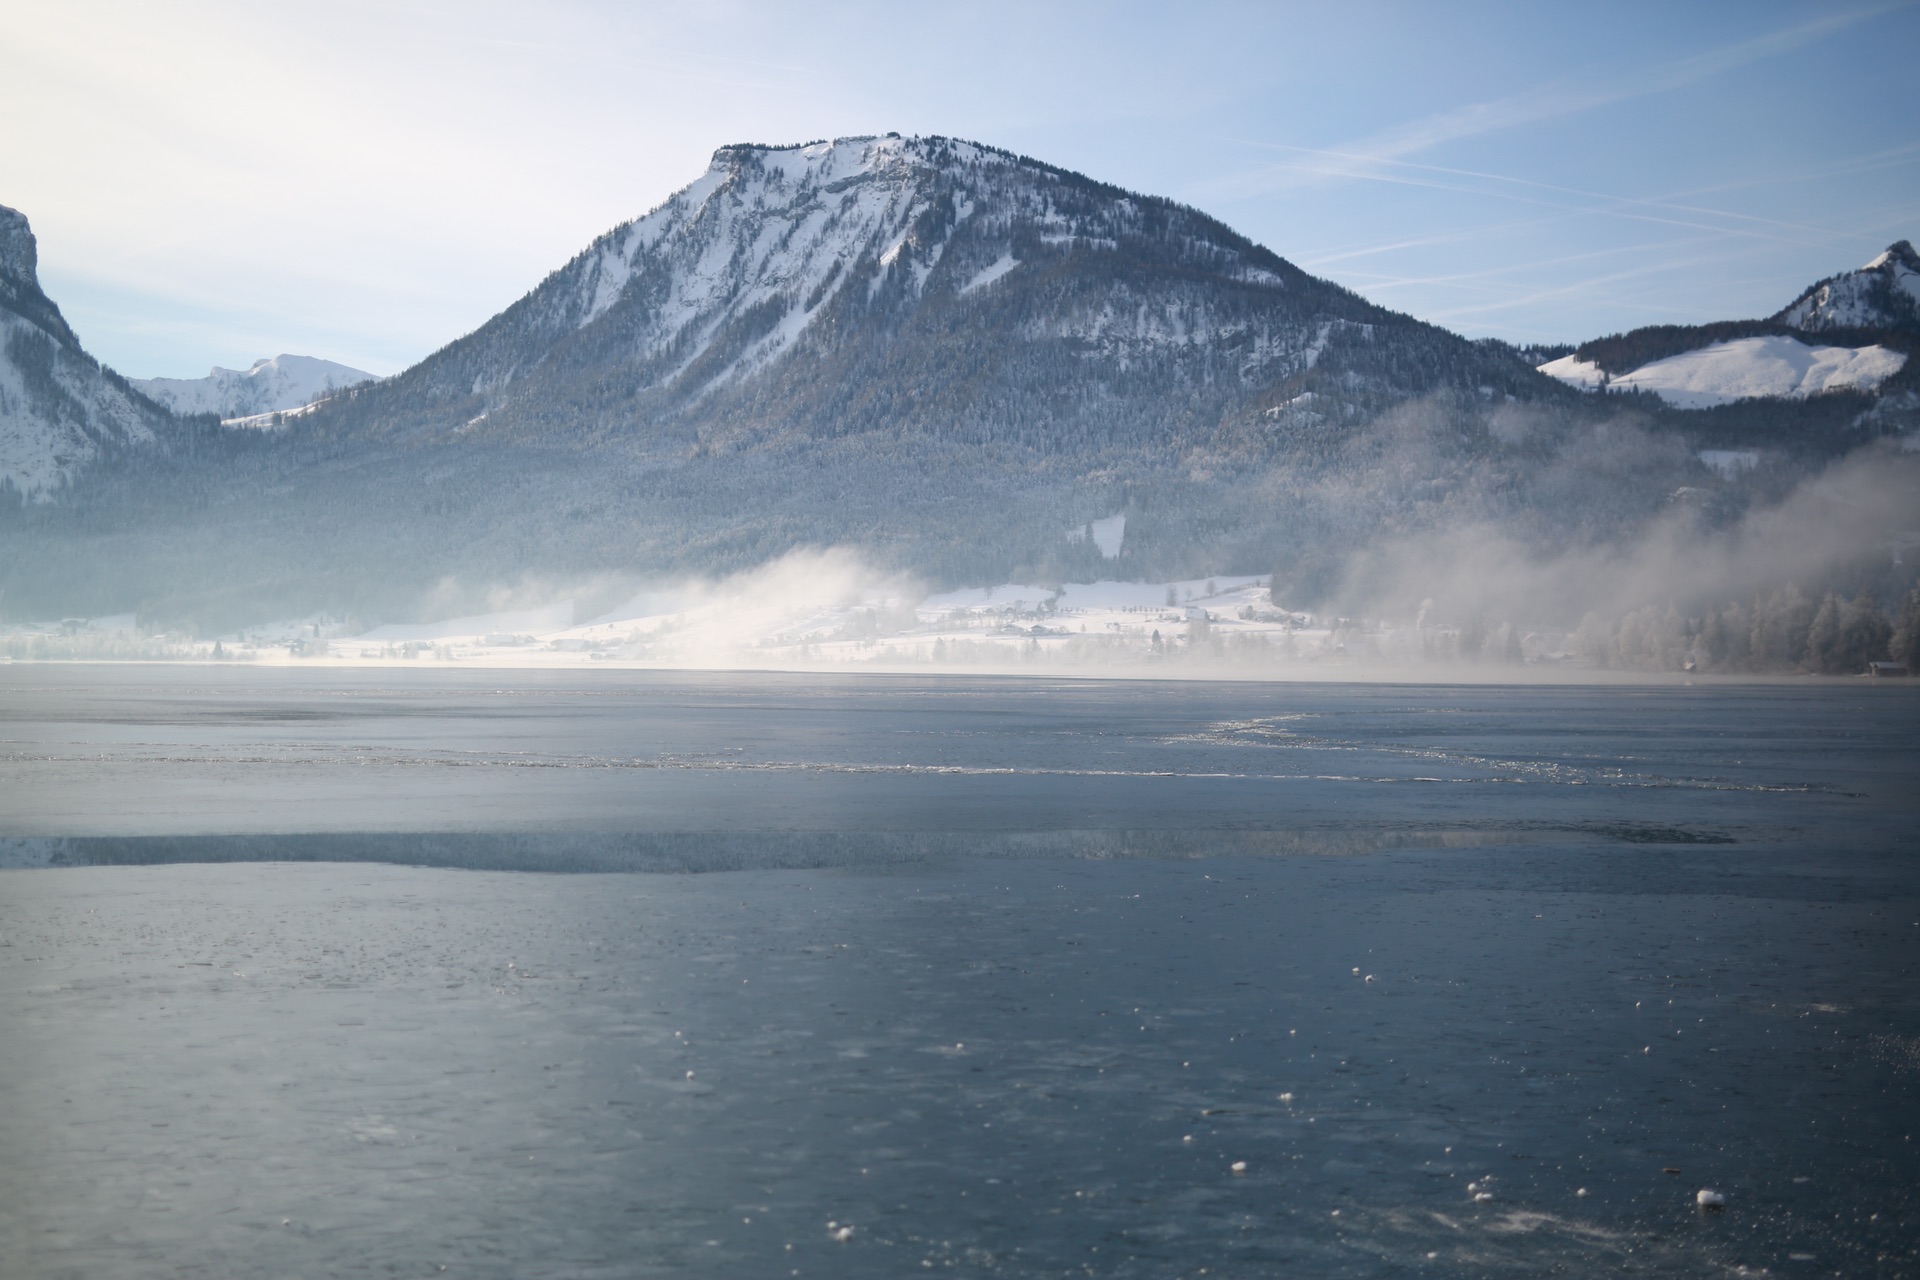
(1266, 159), (1823, 249)
(1416, 250), (1780, 324)
(1289, 137), (1920, 301)
(1223, 3), (1904, 195)
(1342, 237), (1720, 294)
(1274, 148), (1854, 242)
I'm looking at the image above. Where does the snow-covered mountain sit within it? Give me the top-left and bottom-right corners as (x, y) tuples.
(131, 354), (377, 420)
(5, 138), (1774, 625)
(333, 134), (1548, 450)
(1537, 240), (1918, 409)
(1775, 240), (1920, 333)
(0, 204), (174, 499)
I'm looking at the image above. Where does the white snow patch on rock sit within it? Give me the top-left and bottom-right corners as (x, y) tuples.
(960, 252), (1020, 295)
(1536, 354), (1607, 390)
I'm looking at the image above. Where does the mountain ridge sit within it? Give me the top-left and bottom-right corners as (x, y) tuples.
(0, 204), (179, 500)
(132, 354), (379, 420)
(1775, 239), (1920, 333)
(2, 139), (1903, 628)
(320, 133), (1557, 456)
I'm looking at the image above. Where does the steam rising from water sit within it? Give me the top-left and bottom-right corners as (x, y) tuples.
(1323, 444), (1920, 630)
(8, 422), (1916, 676)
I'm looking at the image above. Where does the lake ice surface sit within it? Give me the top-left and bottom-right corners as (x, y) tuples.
(0, 668), (1915, 1277)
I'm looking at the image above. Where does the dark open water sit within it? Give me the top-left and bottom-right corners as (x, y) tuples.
(1, 667), (1916, 1277)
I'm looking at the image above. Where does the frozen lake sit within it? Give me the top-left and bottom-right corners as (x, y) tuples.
(1, 667), (1916, 1276)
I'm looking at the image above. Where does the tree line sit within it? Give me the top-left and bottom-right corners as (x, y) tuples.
(1581, 586), (1920, 674)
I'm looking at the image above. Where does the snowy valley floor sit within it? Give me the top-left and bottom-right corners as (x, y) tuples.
(0, 573), (1602, 676)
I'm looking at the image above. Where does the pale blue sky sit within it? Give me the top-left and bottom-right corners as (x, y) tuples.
(5, 0), (1916, 378)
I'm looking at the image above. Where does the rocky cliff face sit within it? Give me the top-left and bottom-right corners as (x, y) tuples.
(1775, 240), (1920, 334)
(0, 205), (174, 499)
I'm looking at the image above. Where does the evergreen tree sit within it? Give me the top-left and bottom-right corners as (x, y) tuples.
(1806, 594), (1844, 672)
(1696, 603), (1751, 672)
(1836, 591), (1892, 673)
(1750, 586), (1816, 670)
(1892, 588), (1920, 669)
(1808, 591), (1892, 674)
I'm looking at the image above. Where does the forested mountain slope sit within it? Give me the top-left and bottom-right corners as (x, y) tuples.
(6, 137), (1884, 629)
(0, 205), (179, 500)
(319, 135), (1552, 456)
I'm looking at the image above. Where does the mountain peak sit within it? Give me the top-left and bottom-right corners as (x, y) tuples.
(0, 204), (37, 287)
(130, 353), (379, 419)
(710, 133), (991, 169)
(316, 129), (1541, 499)
(0, 204), (174, 498)
(1864, 239), (1919, 272)
(1776, 236), (1920, 333)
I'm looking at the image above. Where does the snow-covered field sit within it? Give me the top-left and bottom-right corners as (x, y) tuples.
(0, 564), (1575, 674)
(1539, 336), (1905, 409)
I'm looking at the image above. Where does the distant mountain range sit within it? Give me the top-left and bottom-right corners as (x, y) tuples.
(0, 139), (1914, 628)
(131, 355), (377, 421)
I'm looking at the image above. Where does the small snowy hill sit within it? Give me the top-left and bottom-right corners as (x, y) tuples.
(1539, 336), (1905, 409)
(0, 204), (174, 499)
(1775, 241), (1920, 334)
(132, 354), (377, 420)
